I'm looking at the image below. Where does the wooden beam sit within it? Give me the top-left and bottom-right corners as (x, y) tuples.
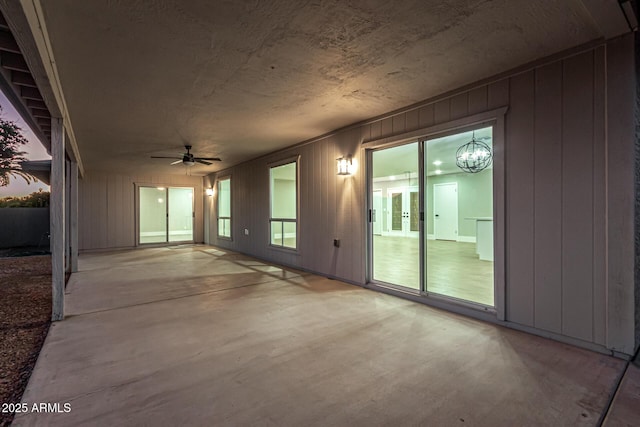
(0, 30), (19, 53)
(26, 98), (46, 109)
(1, 51), (28, 71)
(11, 70), (35, 86)
(0, 11), (8, 30)
(31, 107), (50, 118)
(20, 85), (41, 100)
(51, 117), (65, 321)
(36, 117), (49, 126)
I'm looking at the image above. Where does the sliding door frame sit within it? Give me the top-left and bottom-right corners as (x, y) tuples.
(363, 106), (507, 320)
(134, 183), (195, 247)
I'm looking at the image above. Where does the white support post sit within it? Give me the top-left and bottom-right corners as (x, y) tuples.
(69, 160), (78, 272)
(51, 117), (65, 321)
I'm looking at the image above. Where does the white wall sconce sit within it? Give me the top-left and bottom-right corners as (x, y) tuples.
(205, 187), (214, 196)
(337, 156), (354, 175)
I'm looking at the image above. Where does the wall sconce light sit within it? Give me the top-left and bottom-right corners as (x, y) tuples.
(337, 156), (354, 175)
(205, 188), (214, 196)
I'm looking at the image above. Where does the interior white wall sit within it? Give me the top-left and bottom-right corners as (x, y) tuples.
(426, 170), (493, 237)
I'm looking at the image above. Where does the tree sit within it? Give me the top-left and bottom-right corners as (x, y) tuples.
(0, 106), (34, 186)
(0, 189), (49, 207)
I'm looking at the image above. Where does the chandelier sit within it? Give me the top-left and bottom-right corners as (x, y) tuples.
(455, 132), (492, 173)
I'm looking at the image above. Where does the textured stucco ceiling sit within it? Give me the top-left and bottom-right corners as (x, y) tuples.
(38, 0), (619, 176)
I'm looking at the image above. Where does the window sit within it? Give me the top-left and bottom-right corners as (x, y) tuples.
(217, 176), (231, 238)
(269, 159), (298, 249)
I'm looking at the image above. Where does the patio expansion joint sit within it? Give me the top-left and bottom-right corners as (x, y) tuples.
(67, 273), (311, 318)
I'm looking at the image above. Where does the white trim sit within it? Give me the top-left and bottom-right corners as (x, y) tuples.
(427, 234), (435, 240)
(457, 236), (476, 243)
(21, 0), (84, 176)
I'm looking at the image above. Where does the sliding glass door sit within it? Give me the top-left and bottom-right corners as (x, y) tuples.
(370, 142), (420, 290)
(139, 186), (194, 245)
(368, 126), (495, 307)
(424, 127), (494, 306)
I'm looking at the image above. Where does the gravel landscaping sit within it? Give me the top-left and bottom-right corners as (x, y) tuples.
(0, 255), (51, 427)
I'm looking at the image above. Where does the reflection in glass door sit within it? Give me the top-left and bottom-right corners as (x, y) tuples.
(139, 186), (194, 245)
(371, 142), (420, 290)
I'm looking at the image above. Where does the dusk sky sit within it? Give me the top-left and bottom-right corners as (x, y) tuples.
(0, 89), (50, 197)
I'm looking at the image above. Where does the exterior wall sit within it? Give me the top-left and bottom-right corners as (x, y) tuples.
(0, 208), (49, 248)
(205, 37), (636, 355)
(635, 30), (640, 354)
(78, 172), (203, 250)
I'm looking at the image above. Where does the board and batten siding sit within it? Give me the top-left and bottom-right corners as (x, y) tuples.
(78, 172), (204, 250)
(206, 35), (636, 356)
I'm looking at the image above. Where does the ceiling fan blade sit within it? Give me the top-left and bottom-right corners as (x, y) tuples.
(196, 159), (212, 165)
(170, 160), (183, 165)
(151, 156), (181, 159)
(196, 157), (222, 161)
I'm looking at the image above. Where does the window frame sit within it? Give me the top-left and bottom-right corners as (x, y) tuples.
(268, 156), (300, 251)
(216, 175), (232, 240)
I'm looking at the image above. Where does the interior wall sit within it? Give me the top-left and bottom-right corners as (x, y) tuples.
(272, 179), (296, 218)
(206, 36), (636, 356)
(426, 170), (493, 237)
(372, 177), (415, 234)
(78, 172), (203, 250)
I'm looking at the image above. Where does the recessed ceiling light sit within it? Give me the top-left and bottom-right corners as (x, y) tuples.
(433, 160), (442, 166)
(434, 170), (442, 175)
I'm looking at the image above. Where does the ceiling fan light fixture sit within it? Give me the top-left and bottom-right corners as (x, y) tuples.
(183, 160), (195, 167)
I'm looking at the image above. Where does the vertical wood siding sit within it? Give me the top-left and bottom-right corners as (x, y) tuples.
(206, 38), (636, 353)
(73, 38), (633, 354)
(78, 173), (203, 250)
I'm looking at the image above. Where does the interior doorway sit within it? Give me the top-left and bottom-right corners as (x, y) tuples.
(433, 182), (458, 241)
(138, 186), (194, 245)
(372, 189), (383, 235)
(387, 186), (419, 237)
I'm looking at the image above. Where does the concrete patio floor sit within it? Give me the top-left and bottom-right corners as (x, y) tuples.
(12, 245), (637, 426)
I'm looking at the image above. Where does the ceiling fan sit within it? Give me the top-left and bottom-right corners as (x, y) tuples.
(150, 145), (221, 166)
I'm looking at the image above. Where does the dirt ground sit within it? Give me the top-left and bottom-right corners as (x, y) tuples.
(0, 255), (51, 427)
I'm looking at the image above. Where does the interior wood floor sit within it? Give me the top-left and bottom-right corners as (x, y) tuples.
(373, 235), (494, 306)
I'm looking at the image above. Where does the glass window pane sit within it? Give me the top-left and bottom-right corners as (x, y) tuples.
(270, 162), (296, 219)
(218, 218), (231, 238)
(371, 142), (419, 290)
(270, 220), (283, 246)
(218, 178), (231, 217)
(139, 187), (167, 244)
(168, 187), (193, 242)
(283, 222), (296, 249)
(425, 126), (494, 306)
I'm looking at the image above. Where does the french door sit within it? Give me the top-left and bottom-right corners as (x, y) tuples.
(138, 186), (194, 244)
(387, 187), (419, 237)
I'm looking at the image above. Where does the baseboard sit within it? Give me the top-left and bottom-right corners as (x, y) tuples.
(457, 236), (476, 243)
